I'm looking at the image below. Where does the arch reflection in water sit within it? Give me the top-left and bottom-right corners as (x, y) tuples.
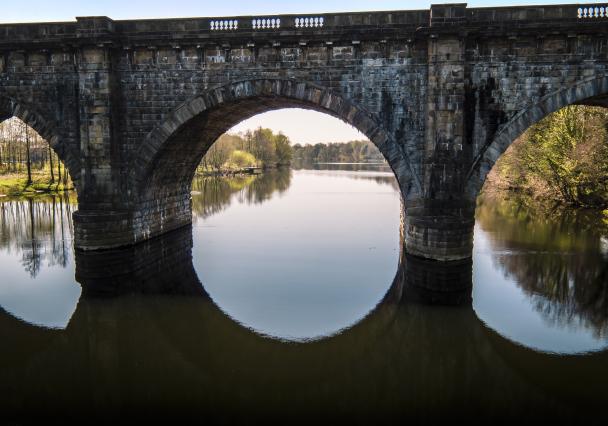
(190, 166), (401, 340)
(0, 195), (79, 328)
(1, 168), (608, 350)
(474, 195), (608, 354)
(1, 225), (607, 423)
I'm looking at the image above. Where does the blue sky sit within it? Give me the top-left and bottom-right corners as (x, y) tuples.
(0, 0), (601, 23)
(3, 1), (602, 144)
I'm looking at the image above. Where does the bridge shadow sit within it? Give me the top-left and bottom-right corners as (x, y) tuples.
(0, 227), (607, 423)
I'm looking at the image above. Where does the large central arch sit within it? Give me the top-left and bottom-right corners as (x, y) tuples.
(128, 78), (418, 242)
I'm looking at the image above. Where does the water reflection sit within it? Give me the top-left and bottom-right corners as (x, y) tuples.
(475, 194), (608, 353)
(191, 168), (292, 219)
(293, 160), (400, 189)
(0, 172), (607, 420)
(0, 194), (74, 276)
(1, 226), (607, 423)
(191, 167), (401, 340)
(403, 254), (472, 305)
(0, 194), (79, 328)
(1, 169), (607, 351)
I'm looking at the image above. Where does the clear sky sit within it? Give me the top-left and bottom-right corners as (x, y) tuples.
(3, 0), (602, 144)
(228, 109), (367, 145)
(0, 1), (600, 22)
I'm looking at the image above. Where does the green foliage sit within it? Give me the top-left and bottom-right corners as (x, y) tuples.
(0, 171), (74, 196)
(226, 150), (257, 170)
(0, 117), (73, 196)
(487, 105), (608, 208)
(273, 132), (293, 165)
(197, 127), (296, 174)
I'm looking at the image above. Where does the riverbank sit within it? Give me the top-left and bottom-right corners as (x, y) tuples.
(194, 166), (263, 177)
(0, 172), (73, 197)
(479, 186), (608, 234)
(194, 163), (293, 177)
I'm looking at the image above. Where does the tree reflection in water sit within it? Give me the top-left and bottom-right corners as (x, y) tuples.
(0, 225), (606, 424)
(476, 193), (608, 339)
(2, 170), (608, 342)
(191, 168), (292, 219)
(190, 166), (398, 220)
(0, 193), (75, 277)
(1, 171), (608, 422)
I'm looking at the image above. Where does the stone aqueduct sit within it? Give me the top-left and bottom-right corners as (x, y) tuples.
(1, 3), (607, 261)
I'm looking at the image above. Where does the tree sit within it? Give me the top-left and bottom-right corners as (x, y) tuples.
(291, 140), (384, 164)
(251, 127), (277, 167)
(274, 132), (292, 165)
(0, 116), (72, 191)
(228, 150), (257, 169)
(487, 105), (608, 208)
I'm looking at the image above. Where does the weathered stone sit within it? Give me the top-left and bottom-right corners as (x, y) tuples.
(0, 4), (607, 265)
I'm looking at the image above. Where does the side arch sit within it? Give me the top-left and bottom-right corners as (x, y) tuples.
(131, 78), (420, 199)
(0, 97), (81, 189)
(466, 74), (608, 195)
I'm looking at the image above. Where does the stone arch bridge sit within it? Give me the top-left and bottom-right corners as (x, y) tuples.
(1, 3), (607, 261)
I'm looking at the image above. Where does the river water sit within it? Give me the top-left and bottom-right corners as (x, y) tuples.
(0, 166), (607, 423)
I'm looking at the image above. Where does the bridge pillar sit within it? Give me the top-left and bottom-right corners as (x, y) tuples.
(404, 199), (475, 261)
(404, 20), (475, 261)
(71, 23), (136, 250)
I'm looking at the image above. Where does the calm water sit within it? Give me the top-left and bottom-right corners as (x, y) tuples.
(0, 167), (607, 423)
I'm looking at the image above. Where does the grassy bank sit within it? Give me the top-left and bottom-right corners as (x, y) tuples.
(0, 172), (73, 197)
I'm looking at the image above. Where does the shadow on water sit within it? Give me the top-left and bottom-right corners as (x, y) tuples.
(0, 226), (607, 424)
(1, 171), (608, 423)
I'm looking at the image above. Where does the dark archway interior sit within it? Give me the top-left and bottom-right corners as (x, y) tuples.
(578, 93), (608, 108)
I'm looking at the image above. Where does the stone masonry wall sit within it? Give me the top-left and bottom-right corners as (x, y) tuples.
(0, 3), (607, 262)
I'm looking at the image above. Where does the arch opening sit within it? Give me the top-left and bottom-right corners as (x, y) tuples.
(467, 75), (608, 196)
(0, 116), (77, 199)
(0, 114), (80, 329)
(154, 103), (404, 341)
(137, 90), (404, 197)
(0, 97), (80, 201)
(472, 92), (608, 354)
(130, 79), (414, 243)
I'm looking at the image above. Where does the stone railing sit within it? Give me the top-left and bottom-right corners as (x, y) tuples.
(111, 10), (430, 35)
(188, 11), (425, 33)
(464, 3), (608, 23)
(209, 19), (238, 31)
(294, 17), (324, 28)
(578, 6), (608, 18)
(251, 18), (281, 29)
(0, 4), (607, 44)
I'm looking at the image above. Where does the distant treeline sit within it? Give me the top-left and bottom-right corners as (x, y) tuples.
(486, 105), (608, 209)
(197, 129), (386, 175)
(292, 140), (384, 164)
